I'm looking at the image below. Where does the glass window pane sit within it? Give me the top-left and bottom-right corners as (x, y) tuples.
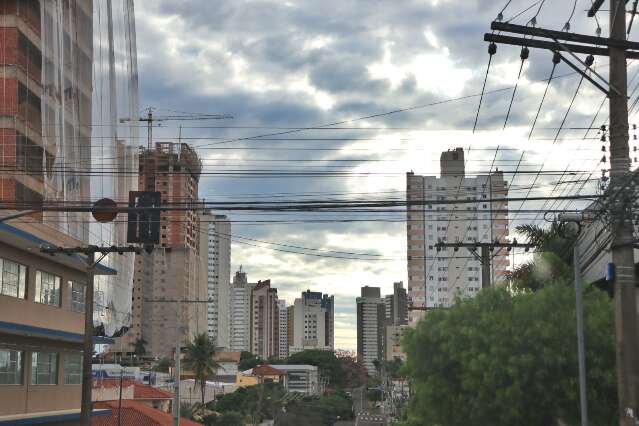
(0, 349), (23, 385)
(63, 352), (82, 385)
(68, 281), (85, 313)
(31, 352), (58, 385)
(0, 258), (27, 299)
(35, 271), (60, 307)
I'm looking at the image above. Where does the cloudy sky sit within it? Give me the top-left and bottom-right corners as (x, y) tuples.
(132, 0), (626, 350)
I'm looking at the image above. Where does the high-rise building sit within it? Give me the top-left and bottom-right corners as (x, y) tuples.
(356, 286), (385, 375)
(406, 147), (509, 324)
(0, 0), (139, 421)
(290, 290), (334, 354)
(230, 267), (251, 352)
(199, 213), (231, 350)
(114, 143), (206, 357)
(384, 281), (408, 326)
(278, 299), (288, 359)
(250, 280), (279, 359)
(287, 305), (295, 351)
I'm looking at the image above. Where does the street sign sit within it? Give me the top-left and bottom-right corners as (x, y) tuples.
(127, 191), (161, 244)
(92, 198), (118, 223)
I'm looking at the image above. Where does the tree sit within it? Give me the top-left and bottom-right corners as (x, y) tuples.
(402, 285), (617, 426)
(152, 356), (173, 373)
(202, 411), (245, 426)
(131, 337), (147, 356)
(336, 352), (367, 389)
(183, 333), (219, 405)
(287, 349), (344, 388)
(509, 223), (576, 292)
(238, 351), (261, 371)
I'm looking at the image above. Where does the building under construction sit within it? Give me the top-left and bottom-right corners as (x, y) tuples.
(113, 142), (207, 358)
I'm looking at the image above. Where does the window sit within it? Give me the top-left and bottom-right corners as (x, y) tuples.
(35, 271), (60, 307)
(0, 349), (23, 385)
(63, 352), (82, 384)
(68, 281), (85, 313)
(0, 258), (27, 299)
(31, 352), (58, 385)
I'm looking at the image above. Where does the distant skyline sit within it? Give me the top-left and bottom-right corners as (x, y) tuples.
(136, 0), (606, 350)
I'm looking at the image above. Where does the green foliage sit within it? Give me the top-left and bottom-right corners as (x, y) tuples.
(403, 285), (617, 426)
(152, 356), (173, 373)
(238, 351), (261, 371)
(131, 338), (147, 356)
(510, 223), (577, 292)
(202, 411), (245, 426)
(287, 349), (345, 388)
(183, 333), (219, 405)
(281, 392), (354, 425)
(213, 382), (285, 422)
(383, 357), (405, 379)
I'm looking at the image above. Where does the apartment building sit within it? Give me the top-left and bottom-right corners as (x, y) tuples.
(278, 299), (289, 359)
(384, 281), (408, 326)
(290, 290), (335, 354)
(200, 213), (231, 350)
(250, 280), (279, 359)
(113, 143), (206, 358)
(230, 268), (251, 352)
(356, 286), (385, 375)
(406, 148), (509, 324)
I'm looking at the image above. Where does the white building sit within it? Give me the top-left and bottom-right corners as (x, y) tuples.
(278, 300), (289, 359)
(230, 268), (251, 352)
(290, 290), (334, 354)
(200, 213), (231, 350)
(406, 148), (509, 324)
(270, 365), (322, 395)
(356, 286), (385, 376)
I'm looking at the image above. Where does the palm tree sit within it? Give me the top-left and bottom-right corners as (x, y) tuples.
(509, 223), (577, 292)
(182, 333), (219, 405)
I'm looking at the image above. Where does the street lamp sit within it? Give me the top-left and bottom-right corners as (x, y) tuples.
(557, 212), (588, 426)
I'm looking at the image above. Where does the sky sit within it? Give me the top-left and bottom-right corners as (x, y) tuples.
(132, 0), (627, 350)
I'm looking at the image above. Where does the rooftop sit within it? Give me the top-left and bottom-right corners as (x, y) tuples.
(93, 400), (201, 426)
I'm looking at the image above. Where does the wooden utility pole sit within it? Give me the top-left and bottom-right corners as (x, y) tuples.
(484, 2), (639, 422)
(608, 1), (639, 423)
(80, 251), (95, 425)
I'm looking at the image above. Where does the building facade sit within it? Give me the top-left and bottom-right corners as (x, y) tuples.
(290, 290), (334, 354)
(406, 147), (509, 324)
(385, 325), (409, 361)
(0, 0), (138, 422)
(356, 286), (385, 375)
(230, 267), (251, 352)
(113, 143), (206, 358)
(250, 280), (279, 359)
(384, 281), (408, 326)
(278, 299), (288, 359)
(199, 213), (231, 350)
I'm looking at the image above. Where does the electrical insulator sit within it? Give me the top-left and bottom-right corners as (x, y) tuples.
(585, 55), (595, 67)
(602, 155), (607, 163)
(634, 147), (637, 152)
(520, 46), (529, 61)
(602, 145), (606, 152)
(497, 12), (503, 21)
(601, 135), (607, 142)
(552, 51), (561, 65)
(488, 42), (497, 56)
(601, 125), (607, 132)
(634, 124), (637, 130)
(563, 22), (571, 32)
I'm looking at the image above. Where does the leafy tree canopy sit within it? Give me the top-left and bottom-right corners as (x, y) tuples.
(152, 356), (173, 373)
(238, 351), (261, 371)
(403, 285), (617, 426)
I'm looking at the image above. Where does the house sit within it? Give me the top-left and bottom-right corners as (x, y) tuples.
(92, 400), (202, 426)
(236, 364), (286, 388)
(213, 351), (241, 376)
(93, 379), (173, 413)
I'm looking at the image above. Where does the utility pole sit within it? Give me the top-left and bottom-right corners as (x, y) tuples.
(434, 241), (535, 288)
(80, 251), (95, 425)
(608, 1), (639, 423)
(484, 4), (639, 422)
(174, 299), (181, 426)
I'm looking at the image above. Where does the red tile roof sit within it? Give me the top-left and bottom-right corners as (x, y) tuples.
(133, 382), (173, 400)
(251, 364), (285, 377)
(92, 378), (136, 389)
(93, 400), (202, 426)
